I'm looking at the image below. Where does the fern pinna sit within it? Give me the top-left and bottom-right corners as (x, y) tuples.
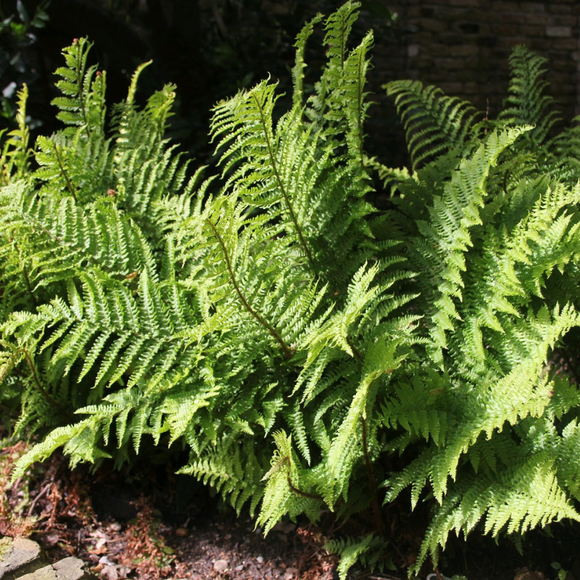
(2, 7), (580, 579)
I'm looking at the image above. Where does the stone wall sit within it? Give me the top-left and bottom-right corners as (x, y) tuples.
(378, 0), (580, 120)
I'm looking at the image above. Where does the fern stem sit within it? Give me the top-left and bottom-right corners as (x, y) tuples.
(347, 336), (385, 533)
(12, 239), (37, 307)
(362, 414), (384, 534)
(21, 262), (37, 308)
(52, 140), (78, 201)
(205, 218), (294, 359)
(252, 94), (316, 274)
(22, 347), (74, 422)
(347, 337), (363, 361)
(355, 54), (365, 169)
(73, 40), (91, 137)
(287, 477), (323, 501)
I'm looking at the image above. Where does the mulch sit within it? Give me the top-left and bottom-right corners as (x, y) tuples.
(2, 438), (580, 580)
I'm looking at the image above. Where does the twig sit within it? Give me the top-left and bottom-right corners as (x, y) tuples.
(27, 482), (52, 516)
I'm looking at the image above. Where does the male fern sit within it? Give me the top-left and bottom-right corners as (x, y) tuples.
(1, 8), (580, 580)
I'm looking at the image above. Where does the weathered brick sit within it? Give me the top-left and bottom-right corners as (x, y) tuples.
(519, 24), (545, 37)
(418, 18), (449, 32)
(372, 1), (578, 128)
(551, 59), (576, 73)
(438, 82), (464, 94)
(491, 23), (518, 35)
(546, 26), (572, 37)
(500, 12), (528, 24)
(463, 82), (480, 94)
(434, 7), (467, 21)
(491, 1), (519, 10)
(497, 36), (528, 48)
(455, 66), (486, 81)
(553, 84), (575, 96)
(407, 44), (420, 58)
(547, 4), (573, 13)
(528, 38), (551, 51)
(414, 57), (436, 70)
(550, 14), (579, 26)
(457, 21), (481, 34)
(439, 32), (465, 45)
(525, 13), (549, 25)
(526, 3), (546, 11)
(550, 38), (578, 50)
(478, 35), (499, 47)
(448, 0), (479, 6)
(438, 58), (465, 70)
(448, 44), (480, 57)
(548, 73), (576, 87)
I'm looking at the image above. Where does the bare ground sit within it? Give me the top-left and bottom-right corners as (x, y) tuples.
(2, 438), (580, 580)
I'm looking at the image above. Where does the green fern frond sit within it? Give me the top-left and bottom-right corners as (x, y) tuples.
(414, 127), (528, 359)
(324, 534), (391, 580)
(385, 79), (481, 169)
(0, 83), (31, 185)
(415, 455), (580, 574)
(292, 13), (324, 108)
(52, 37), (106, 136)
(0, 181), (157, 290)
(499, 45), (560, 144)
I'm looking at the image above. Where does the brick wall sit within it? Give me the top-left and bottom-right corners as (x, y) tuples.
(377, 0), (580, 120)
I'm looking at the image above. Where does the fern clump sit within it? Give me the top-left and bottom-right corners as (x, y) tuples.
(379, 44), (580, 572)
(2, 6), (580, 579)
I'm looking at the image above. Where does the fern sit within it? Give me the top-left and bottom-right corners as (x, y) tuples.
(2, 7), (580, 580)
(380, 42), (580, 574)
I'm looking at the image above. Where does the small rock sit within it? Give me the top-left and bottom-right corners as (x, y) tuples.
(213, 559), (229, 573)
(235, 564), (244, 571)
(17, 564), (58, 580)
(256, 556), (264, 564)
(100, 565), (119, 580)
(272, 521), (296, 534)
(0, 537), (41, 578)
(108, 522), (122, 533)
(53, 557), (87, 580)
(284, 567), (298, 580)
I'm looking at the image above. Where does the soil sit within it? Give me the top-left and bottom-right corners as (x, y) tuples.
(2, 440), (580, 580)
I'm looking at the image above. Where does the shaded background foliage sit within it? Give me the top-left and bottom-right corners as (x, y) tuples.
(2, 1), (579, 174)
(0, 0), (404, 167)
